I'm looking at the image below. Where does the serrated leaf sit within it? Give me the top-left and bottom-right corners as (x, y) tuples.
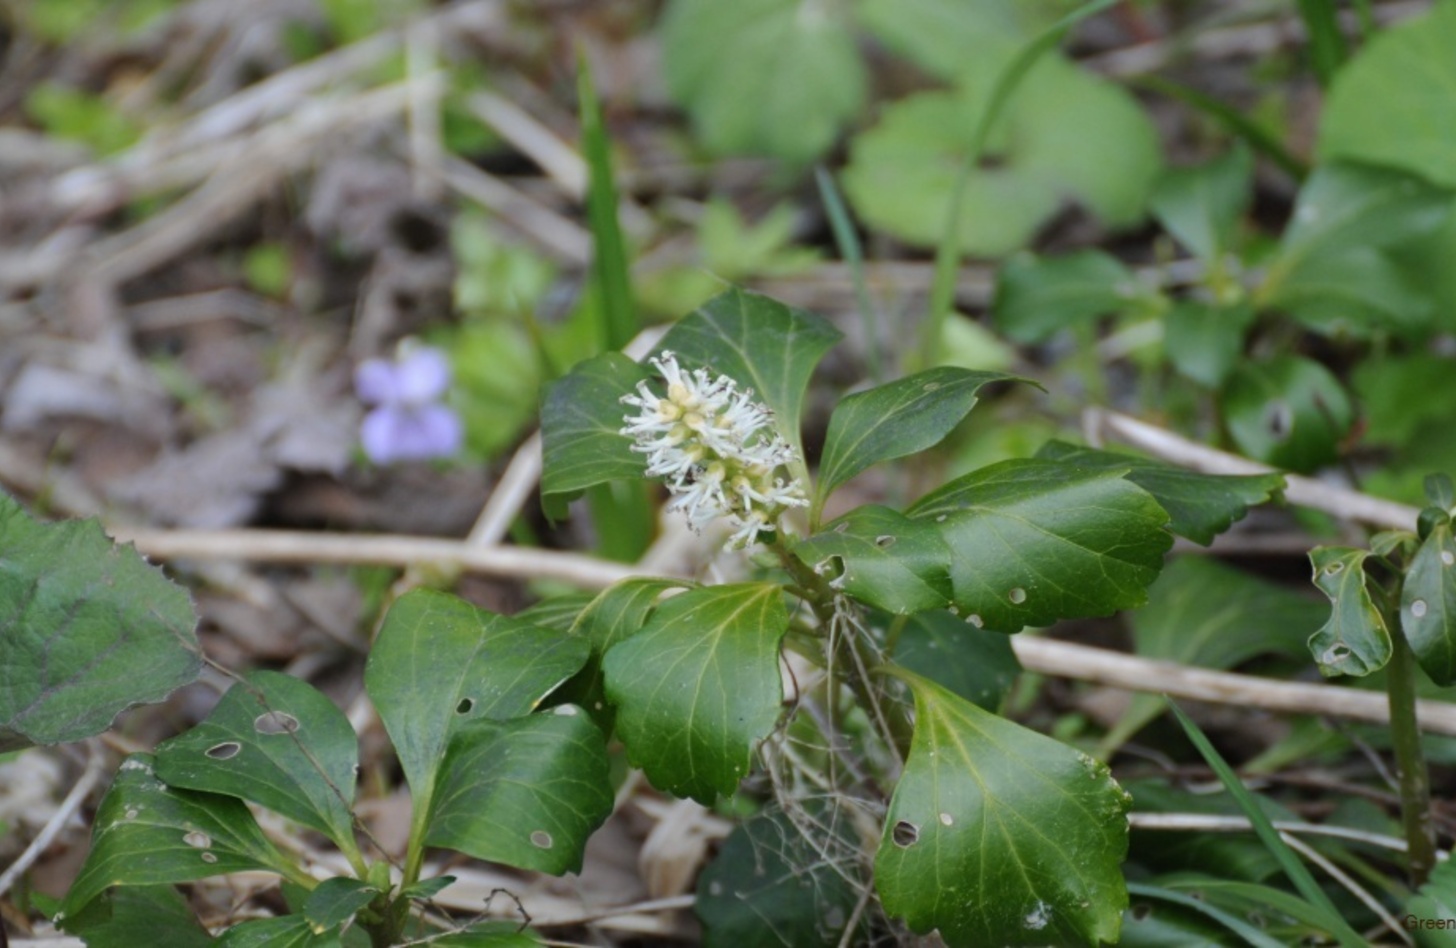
(303, 878), (378, 933)
(558, 578), (691, 733)
(1401, 522), (1456, 685)
(1149, 146), (1253, 261)
(1035, 441), (1283, 545)
(56, 885), (213, 947)
(655, 288), (841, 465)
(908, 459), (1172, 632)
(992, 250), (1136, 344)
(1319, 2), (1456, 188)
(1163, 300), (1255, 388)
(1308, 547), (1392, 677)
(696, 804), (863, 948)
(61, 754), (294, 917)
(539, 352), (652, 515)
(891, 609), (1021, 712)
(603, 583), (788, 803)
(216, 915), (342, 947)
(364, 590), (590, 827)
(815, 367), (1027, 507)
(1103, 558), (1325, 752)
(0, 491), (200, 751)
(1222, 355), (1353, 473)
(875, 669), (1130, 947)
(795, 507), (952, 615)
(424, 708), (612, 875)
(660, 0), (865, 164)
(155, 671), (358, 851)
(843, 53), (1161, 256)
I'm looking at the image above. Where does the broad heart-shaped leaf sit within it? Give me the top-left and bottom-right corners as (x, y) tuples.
(155, 671), (358, 851)
(57, 885), (212, 947)
(875, 669), (1131, 947)
(1319, 1), (1456, 188)
(696, 803), (863, 948)
(843, 50), (1161, 256)
(1222, 356), (1353, 473)
(558, 578), (691, 734)
(815, 367), (1028, 507)
(794, 507), (952, 615)
(907, 459), (1172, 632)
(660, 0), (865, 164)
(1163, 300), (1256, 388)
(61, 754), (294, 917)
(603, 583), (788, 803)
(216, 915), (341, 947)
(0, 491), (200, 751)
(1308, 547), (1392, 678)
(303, 878), (379, 933)
(1101, 558), (1325, 753)
(1401, 521), (1456, 686)
(655, 288), (841, 464)
(365, 590), (590, 823)
(1034, 441), (1283, 546)
(856, 0), (1068, 80)
(992, 250), (1137, 344)
(891, 609), (1021, 712)
(539, 352), (651, 517)
(423, 707), (613, 875)
(1149, 146), (1253, 262)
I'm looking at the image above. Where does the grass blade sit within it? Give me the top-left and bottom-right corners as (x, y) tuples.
(814, 166), (883, 383)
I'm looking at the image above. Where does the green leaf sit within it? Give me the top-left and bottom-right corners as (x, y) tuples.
(843, 52), (1161, 256)
(660, 0), (865, 163)
(908, 459), (1172, 632)
(558, 578), (690, 733)
(1407, 857), (1456, 947)
(696, 804), (863, 948)
(61, 754), (295, 917)
(815, 367), (1028, 507)
(216, 915), (342, 947)
(1034, 441), (1283, 545)
(655, 287), (841, 465)
(155, 671), (358, 852)
(0, 492), (201, 751)
(1222, 356), (1353, 473)
(891, 609), (1022, 712)
(603, 583), (788, 803)
(424, 708), (613, 875)
(794, 507), (952, 615)
(1270, 246), (1436, 337)
(1401, 521), (1456, 685)
(303, 878), (379, 934)
(56, 885), (213, 947)
(364, 590), (590, 824)
(400, 875), (456, 901)
(1102, 558), (1325, 752)
(514, 593), (594, 631)
(539, 352), (652, 516)
(1149, 146), (1253, 261)
(1320, 2), (1456, 188)
(1308, 547), (1392, 678)
(991, 250), (1136, 343)
(1163, 300), (1255, 388)
(875, 669), (1131, 947)
(856, 0), (1068, 80)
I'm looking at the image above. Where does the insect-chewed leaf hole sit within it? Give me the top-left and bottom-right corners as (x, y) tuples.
(530, 830), (553, 849)
(891, 820), (919, 847)
(183, 831), (211, 849)
(254, 711), (300, 735)
(1008, 587), (1027, 604)
(874, 535), (896, 549)
(456, 698), (475, 714)
(205, 741), (241, 760)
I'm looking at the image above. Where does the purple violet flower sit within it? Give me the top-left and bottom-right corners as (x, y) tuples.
(354, 345), (463, 464)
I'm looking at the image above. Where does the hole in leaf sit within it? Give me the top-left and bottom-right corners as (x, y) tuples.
(1008, 587), (1027, 604)
(1412, 599), (1429, 618)
(201, 852), (218, 864)
(1443, 551), (1455, 567)
(205, 742), (241, 760)
(833, 521), (850, 534)
(934, 514), (948, 523)
(922, 382), (941, 392)
(891, 820), (919, 847)
(456, 698), (475, 714)
(1266, 402), (1293, 439)
(938, 812), (953, 826)
(966, 614), (984, 628)
(530, 830), (553, 849)
(124, 808), (138, 820)
(874, 535), (896, 549)
(553, 705), (578, 716)
(1325, 561), (1345, 576)
(1130, 903), (1153, 922)
(254, 711), (300, 735)
(183, 831), (211, 849)
(977, 152), (1007, 170)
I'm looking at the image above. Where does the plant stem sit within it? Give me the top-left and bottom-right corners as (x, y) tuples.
(1384, 620), (1437, 887)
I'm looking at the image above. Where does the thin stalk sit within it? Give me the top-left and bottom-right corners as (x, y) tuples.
(814, 166), (883, 383)
(1384, 613), (1437, 886)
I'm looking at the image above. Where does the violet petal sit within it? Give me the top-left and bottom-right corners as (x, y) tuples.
(360, 405), (461, 464)
(394, 348), (452, 405)
(354, 359), (402, 405)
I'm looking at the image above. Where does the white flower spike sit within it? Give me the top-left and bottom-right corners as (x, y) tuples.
(621, 352), (807, 548)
